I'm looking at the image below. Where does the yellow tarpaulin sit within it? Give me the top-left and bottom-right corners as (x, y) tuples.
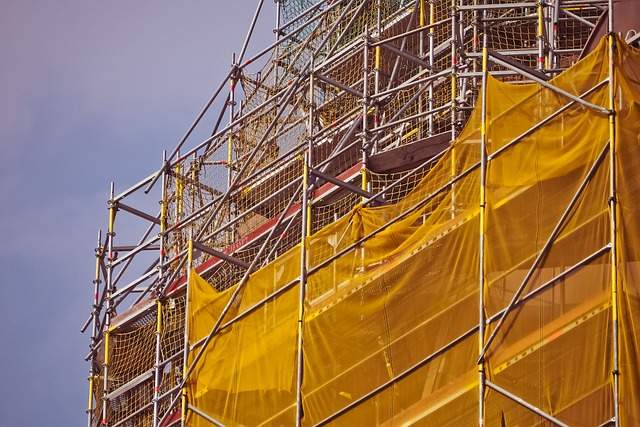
(186, 36), (640, 426)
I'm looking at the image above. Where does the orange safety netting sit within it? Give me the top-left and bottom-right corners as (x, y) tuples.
(185, 36), (640, 426)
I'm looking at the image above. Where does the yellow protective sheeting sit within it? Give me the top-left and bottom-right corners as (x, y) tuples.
(615, 37), (640, 426)
(186, 36), (640, 426)
(186, 247), (300, 426)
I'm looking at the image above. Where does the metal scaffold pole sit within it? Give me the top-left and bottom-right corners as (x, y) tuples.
(181, 237), (194, 426)
(362, 26), (370, 199)
(478, 27), (488, 427)
(537, 0), (546, 70)
(227, 54), (238, 247)
(274, 0), (282, 108)
(296, 150), (309, 427)
(418, 0), (426, 138)
(428, 0), (435, 136)
(87, 229), (102, 427)
(296, 49), (315, 427)
(450, 0), (459, 218)
(152, 151), (167, 427)
(102, 182), (116, 427)
(373, 0), (382, 154)
(228, 53), (237, 191)
(450, 0), (458, 142)
(296, 149), (309, 427)
(549, 0), (559, 71)
(607, 0), (620, 424)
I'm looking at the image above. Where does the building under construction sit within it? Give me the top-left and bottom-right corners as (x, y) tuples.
(82, 1), (640, 426)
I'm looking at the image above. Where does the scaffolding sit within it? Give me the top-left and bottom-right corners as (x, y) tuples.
(82, 1), (640, 426)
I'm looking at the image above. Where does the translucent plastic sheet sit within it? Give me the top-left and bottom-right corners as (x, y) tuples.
(186, 37), (640, 426)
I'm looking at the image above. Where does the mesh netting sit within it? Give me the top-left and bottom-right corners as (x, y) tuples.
(160, 296), (185, 362)
(369, 161), (435, 204)
(108, 379), (154, 427)
(312, 191), (361, 234)
(108, 313), (156, 392)
(107, 311), (156, 426)
(158, 296), (186, 421)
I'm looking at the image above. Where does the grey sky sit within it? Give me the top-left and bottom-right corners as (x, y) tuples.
(0, 2), (274, 425)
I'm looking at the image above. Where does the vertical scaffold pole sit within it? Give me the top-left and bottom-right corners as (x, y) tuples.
(307, 63), (314, 242)
(181, 237), (194, 427)
(274, 0), (282, 108)
(537, 0), (545, 71)
(296, 155), (310, 427)
(87, 364), (95, 427)
(102, 182), (116, 427)
(450, 0), (458, 218)
(228, 54), (238, 246)
(478, 26), (488, 427)
(190, 154), (198, 214)
(228, 54), (237, 191)
(457, 0), (464, 98)
(153, 300), (163, 424)
(428, 0), (435, 136)
(88, 229), (102, 427)
(450, 0), (458, 141)
(549, 0), (559, 71)
(153, 150), (168, 427)
(607, 1), (619, 424)
(362, 26), (370, 199)
(374, 0), (382, 153)
(307, 57), (314, 239)
(296, 53), (314, 427)
(420, 0), (425, 65)
(375, 0), (382, 94)
(472, 0), (479, 84)
(176, 152), (184, 222)
(419, 0), (425, 139)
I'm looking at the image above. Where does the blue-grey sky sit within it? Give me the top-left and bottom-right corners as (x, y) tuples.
(0, 2), (274, 425)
